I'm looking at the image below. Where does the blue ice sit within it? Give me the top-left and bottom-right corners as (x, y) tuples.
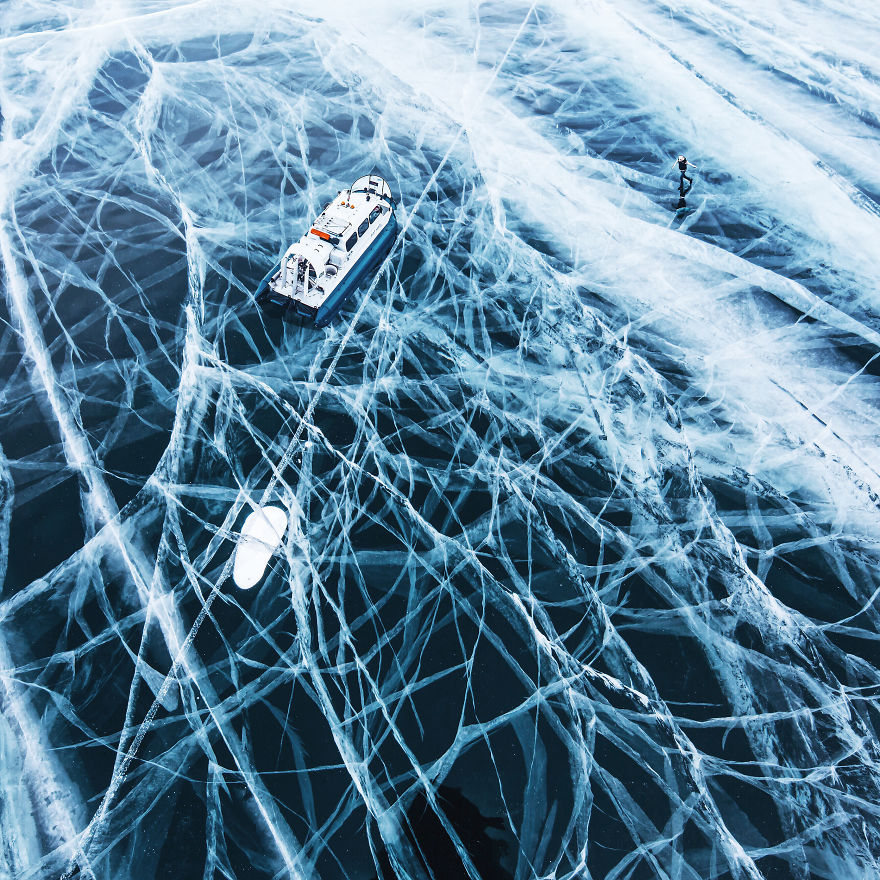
(1, 1), (879, 878)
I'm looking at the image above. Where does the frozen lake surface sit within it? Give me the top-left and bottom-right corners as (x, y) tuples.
(2, 1), (880, 878)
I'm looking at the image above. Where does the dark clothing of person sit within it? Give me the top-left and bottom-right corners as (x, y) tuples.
(679, 171), (693, 197)
(677, 159), (693, 196)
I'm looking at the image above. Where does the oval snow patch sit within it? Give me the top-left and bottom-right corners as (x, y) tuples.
(233, 505), (288, 589)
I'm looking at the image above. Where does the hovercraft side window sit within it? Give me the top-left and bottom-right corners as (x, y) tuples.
(368, 206), (382, 223)
(357, 219), (369, 236)
(346, 233), (358, 251)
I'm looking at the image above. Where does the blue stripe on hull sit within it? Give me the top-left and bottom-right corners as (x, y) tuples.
(255, 262), (281, 299)
(255, 262), (288, 317)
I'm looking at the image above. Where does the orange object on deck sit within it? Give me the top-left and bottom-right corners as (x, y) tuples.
(310, 228), (332, 241)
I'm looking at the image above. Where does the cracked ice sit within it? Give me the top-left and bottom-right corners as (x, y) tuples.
(1, 1), (880, 878)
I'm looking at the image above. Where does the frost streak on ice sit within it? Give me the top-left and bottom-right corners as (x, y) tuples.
(1, 1), (880, 879)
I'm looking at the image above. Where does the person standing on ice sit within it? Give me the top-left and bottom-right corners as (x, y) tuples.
(674, 155), (696, 199)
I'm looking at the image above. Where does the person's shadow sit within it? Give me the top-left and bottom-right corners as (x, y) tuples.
(371, 785), (513, 880)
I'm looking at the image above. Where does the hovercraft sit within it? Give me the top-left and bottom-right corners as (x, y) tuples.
(255, 175), (397, 326)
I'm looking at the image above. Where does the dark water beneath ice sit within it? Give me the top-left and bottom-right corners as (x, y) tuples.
(2, 2), (880, 878)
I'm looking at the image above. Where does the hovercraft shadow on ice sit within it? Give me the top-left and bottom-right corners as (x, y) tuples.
(255, 174), (398, 327)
